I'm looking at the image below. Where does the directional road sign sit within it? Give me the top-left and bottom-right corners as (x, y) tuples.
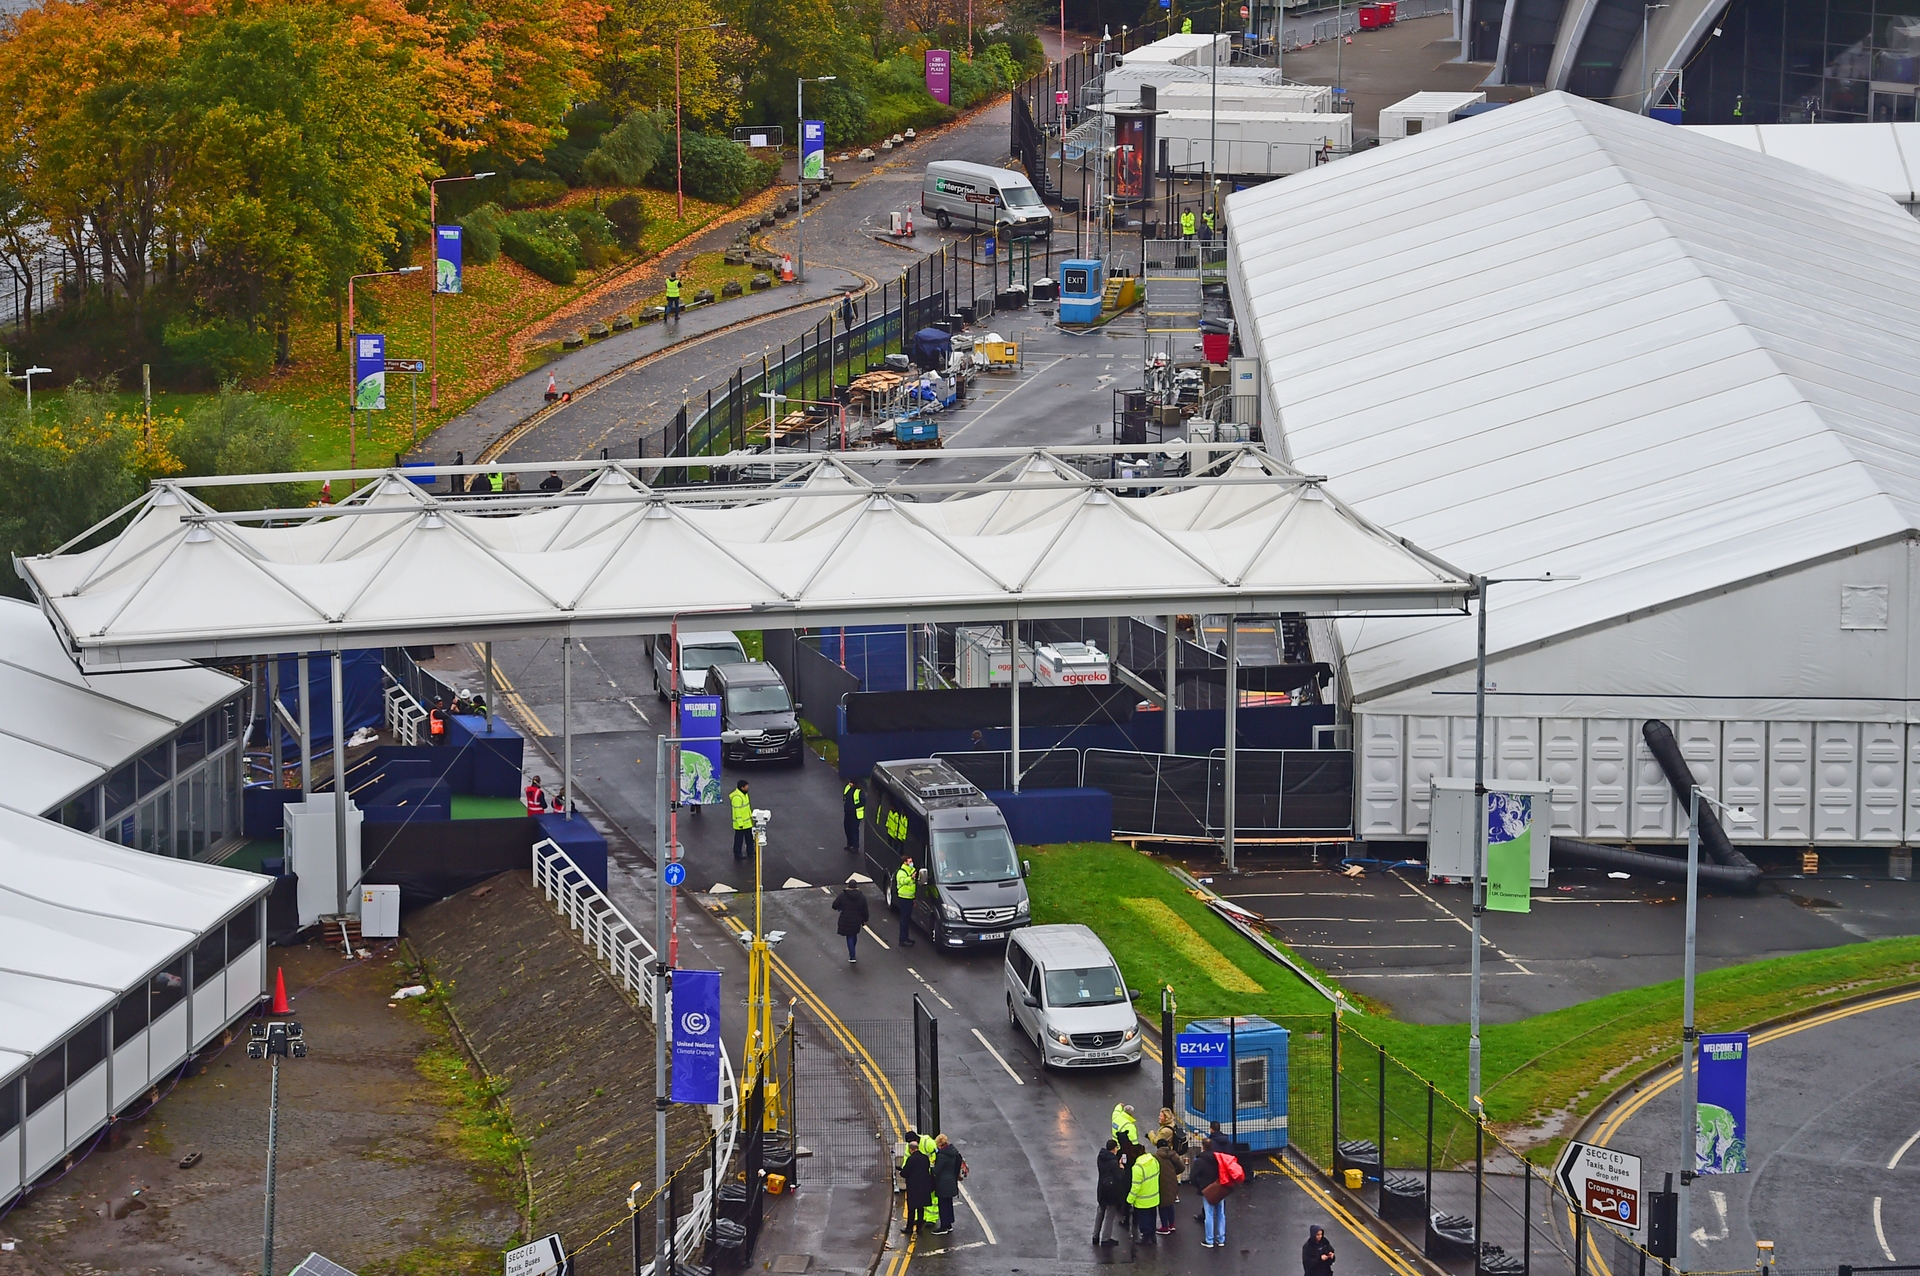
(504, 1232), (567, 1276)
(1555, 1141), (1642, 1229)
(663, 861), (687, 887)
(384, 358), (427, 374)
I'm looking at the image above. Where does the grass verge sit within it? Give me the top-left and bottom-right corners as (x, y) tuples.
(1025, 842), (1920, 1158)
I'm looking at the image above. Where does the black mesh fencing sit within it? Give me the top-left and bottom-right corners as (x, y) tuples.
(1011, 49), (1101, 206)
(913, 993), (941, 1138)
(935, 748), (1083, 792)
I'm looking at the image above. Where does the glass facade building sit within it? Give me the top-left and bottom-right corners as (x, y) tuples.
(49, 695), (248, 859)
(1684, 0), (1920, 123)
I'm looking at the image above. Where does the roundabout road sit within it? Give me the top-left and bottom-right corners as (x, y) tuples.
(1585, 988), (1920, 1274)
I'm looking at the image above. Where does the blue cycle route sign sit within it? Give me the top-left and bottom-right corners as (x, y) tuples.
(663, 862), (687, 887)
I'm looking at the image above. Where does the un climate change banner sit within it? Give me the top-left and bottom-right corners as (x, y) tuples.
(1695, 1032), (1749, 1174)
(801, 120), (826, 180)
(1484, 790), (1533, 913)
(353, 333), (386, 410)
(435, 225), (462, 294)
(670, 968), (722, 1104)
(677, 694), (723, 806)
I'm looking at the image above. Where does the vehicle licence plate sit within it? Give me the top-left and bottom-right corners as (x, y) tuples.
(977, 931), (1004, 941)
(1082, 1054), (1116, 1062)
(755, 747), (781, 754)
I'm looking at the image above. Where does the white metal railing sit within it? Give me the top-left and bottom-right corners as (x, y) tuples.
(531, 839), (740, 1275)
(383, 676), (428, 746)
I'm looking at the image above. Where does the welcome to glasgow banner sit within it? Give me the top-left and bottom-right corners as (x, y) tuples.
(353, 333), (386, 410)
(670, 968), (722, 1104)
(435, 225), (462, 294)
(1695, 1032), (1749, 1174)
(677, 695), (723, 806)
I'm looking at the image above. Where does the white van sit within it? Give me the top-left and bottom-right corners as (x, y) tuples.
(1004, 924), (1143, 1069)
(922, 161), (1052, 238)
(649, 630), (748, 698)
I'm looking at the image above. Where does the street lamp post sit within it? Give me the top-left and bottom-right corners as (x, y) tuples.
(248, 1018), (308, 1276)
(675, 23), (728, 220)
(429, 173), (496, 409)
(796, 74), (837, 283)
(1678, 786), (1754, 1274)
(1467, 571), (1573, 1115)
(346, 265), (424, 472)
(1643, 3), (1670, 113)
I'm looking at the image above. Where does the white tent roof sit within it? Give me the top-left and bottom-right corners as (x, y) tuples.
(1684, 122), (1920, 207)
(1225, 91), (1920, 705)
(0, 596), (244, 814)
(0, 805), (270, 1067)
(15, 447), (1470, 668)
(1380, 91), (1486, 117)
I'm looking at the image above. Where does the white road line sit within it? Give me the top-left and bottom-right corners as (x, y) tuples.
(1891, 1125), (1920, 1168)
(957, 1181), (999, 1244)
(918, 1241), (988, 1255)
(863, 925), (891, 950)
(1288, 943), (1457, 950)
(906, 966), (955, 1010)
(970, 1027), (1026, 1085)
(938, 357), (1068, 446)
(1399, 875), (1536, 974)
(1877, 1197), (1896, 1262)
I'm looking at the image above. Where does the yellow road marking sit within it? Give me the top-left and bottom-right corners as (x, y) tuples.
(1271, 1154), (1426, 1276)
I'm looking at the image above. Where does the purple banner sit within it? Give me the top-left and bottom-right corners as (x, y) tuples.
(925, 49), (952, 105)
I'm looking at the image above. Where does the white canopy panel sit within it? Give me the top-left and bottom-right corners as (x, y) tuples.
(14, 447), (1471, 669)
(0, 805), (270, 1060)
(1684, 122), (1920, 208)
(0, 597), (244, 814)
(1225, 91), (1920, 706)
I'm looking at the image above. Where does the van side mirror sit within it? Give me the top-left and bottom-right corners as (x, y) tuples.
(1023, 995), (1040, 1009)
(1127, 988), (1142, 1000)
(1021, 859), (1031, 878)
(916, 869), (928, 886)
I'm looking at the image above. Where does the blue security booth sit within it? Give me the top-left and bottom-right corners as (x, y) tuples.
(1179, 1015), (1289, 1151)
(1058, 259), (1104, 324)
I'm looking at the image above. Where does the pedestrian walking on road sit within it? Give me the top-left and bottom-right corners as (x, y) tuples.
(1092, 1138), (1124, 1246)
(832, 880), (869, 963)
(730, 780), (754, 860)
(894, 855), (918, 947)
(1207, 1119), (1232, 1153)
(902, 1132), (935, 1238)
(1158, 1108), (1190, 1155)
(665, 270), (683, 320)
(1111, 1103), (1139, 1146)
(1152, 1130), (1186, 1234)
(1191, 1136), (1225, 1246)
(1126, 1131), (1162, 1246)
(1303, 1224), (1336, 1276)
(842, 777), (864, 851)
(931, 1134), (964, 1234)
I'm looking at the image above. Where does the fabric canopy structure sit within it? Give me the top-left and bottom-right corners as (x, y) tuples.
(1685, 121), (1920, 212)
(1226, 91), (1920, 847)
(16, 447), (1471, 669)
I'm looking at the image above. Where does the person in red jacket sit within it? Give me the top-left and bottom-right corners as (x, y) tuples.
(524, 775), (548, 814)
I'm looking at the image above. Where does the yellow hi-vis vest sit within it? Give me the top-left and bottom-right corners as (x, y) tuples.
(730, 788), (753, 829)
(665, 276), (682, 299)
(895, 861), (917, 900)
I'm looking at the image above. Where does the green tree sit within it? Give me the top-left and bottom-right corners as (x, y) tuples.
(168, 385), (305, 511)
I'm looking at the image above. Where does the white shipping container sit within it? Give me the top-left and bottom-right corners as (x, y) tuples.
(1135, 108), (1354, 178)
(1034, 641), (1111, 687)
(956, 625), (1035, 688)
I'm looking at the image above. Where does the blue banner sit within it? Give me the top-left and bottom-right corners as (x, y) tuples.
(801, 120), (826, 181)
(677, 695), (723, 806)
(1695, 1032), (1749, 1174)
(1175, 1033), (1231, 1066)
(353, 332), (386, 410)
(435, 224), (462, 294)
(670, 968), (722, 1104)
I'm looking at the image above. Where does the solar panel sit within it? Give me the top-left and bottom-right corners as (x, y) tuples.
(288, 1255), (359, 1276)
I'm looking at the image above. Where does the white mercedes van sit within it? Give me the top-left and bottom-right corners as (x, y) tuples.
(922, 161), (1053, 238)
(1004, 924), (1143, 1069)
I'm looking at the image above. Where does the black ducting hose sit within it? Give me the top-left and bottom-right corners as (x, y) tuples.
(1640, 719), (1764, 877)
(1549, 837), (1760, 892)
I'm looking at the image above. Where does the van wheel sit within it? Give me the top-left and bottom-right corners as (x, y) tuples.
(1007, 995), (1017, 1029)
(885, 880), (896, 912)
(935, 210), (951, 230)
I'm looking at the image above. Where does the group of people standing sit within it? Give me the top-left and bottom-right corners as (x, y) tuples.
(898, 1130), (965, 1238)
(1097, 1105), (1246, 1250)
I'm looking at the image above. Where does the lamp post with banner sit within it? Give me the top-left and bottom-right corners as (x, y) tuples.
(346, 265), (422, 474)
(428, 172), (494, 408)
(796, 75), (836, 283)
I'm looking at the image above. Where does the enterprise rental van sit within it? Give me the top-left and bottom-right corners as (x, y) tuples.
(866, 757), (1030, 948)
(922, 161), (1053, 238)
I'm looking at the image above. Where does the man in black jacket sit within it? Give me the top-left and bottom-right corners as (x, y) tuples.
(902, 1134), (935, 1239)
(1303, 1224), (1336, 1276)
(832, 881), (869, 963)
(1093, 1138), (1124, 1246)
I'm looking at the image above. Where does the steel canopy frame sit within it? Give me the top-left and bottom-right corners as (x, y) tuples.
(17, 445), (1473, 669)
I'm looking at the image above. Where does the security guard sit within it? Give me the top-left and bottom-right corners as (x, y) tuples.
(665, 271), (683, 320)
(1111, 1102), (1139, 1145)
(487, 471), (505, 494)
(1125, 1130), (1162, 1244)
(428, 699), (448, 743)
(1202, 207), (1215, 237)
(1180, 209), (1196, 240)
(1180, 16), (1192, 32)
(729, 780), (754, 861)
(894, 854), (918, 947)
(843, 778), (864, 852)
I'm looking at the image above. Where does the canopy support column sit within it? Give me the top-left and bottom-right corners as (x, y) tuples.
(563, 636), (574, 819)
(1223, 619), (1238, 873)
(298, 656), (312, 797)
(331, 650), (348, 915)
(484, 641), (494, 730)
(266, 658), (281, 788)
(1009, 619), (1021, 793)
(1165, 615), (1178, 754)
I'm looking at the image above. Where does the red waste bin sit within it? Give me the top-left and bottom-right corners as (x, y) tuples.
(1377, 1), (1397, 22)
(1358, 4), (1382, 28)
(1203, 331), (1231, 362)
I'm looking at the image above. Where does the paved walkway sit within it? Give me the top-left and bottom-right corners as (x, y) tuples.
(410, 265), (863, 468)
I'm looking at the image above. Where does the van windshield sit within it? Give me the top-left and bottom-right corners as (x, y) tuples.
(930, 826), (1019, 883)
(682, 644), (744, 671)
(727, 684), (791, 715)
(1044, 965), (1127, 1007)
(1002, 185), (1043, 208)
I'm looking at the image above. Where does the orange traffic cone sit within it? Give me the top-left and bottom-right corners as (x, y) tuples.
(271, 967), (291, 1015)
